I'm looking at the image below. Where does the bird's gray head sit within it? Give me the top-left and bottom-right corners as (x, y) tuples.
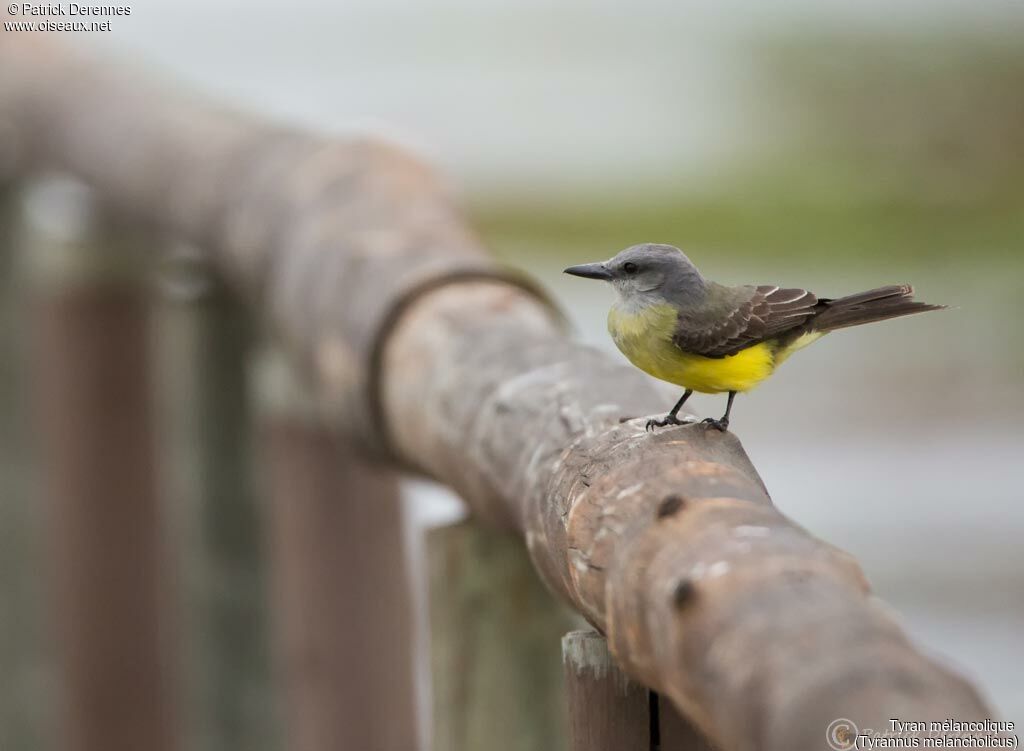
(563, 244), (706, 304)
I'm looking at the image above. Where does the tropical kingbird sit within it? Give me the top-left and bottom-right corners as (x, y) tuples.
(564, 243), (944, 431)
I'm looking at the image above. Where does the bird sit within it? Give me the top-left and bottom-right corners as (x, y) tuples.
(563, 243), (945, 432)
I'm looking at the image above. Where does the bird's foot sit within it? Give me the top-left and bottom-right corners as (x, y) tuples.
(645, 414), (693, 432)
(701, 417), (730, 432)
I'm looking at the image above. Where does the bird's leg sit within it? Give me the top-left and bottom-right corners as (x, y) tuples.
(645, 389), (693, 431)
(666, 389), (694, 422)
(702, 391), (736, 432)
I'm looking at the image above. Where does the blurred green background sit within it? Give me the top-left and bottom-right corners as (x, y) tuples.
(2, 2), (1022, 748)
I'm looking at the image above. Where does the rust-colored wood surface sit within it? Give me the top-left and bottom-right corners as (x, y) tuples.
(25, 184), (176, 751)
(0, 37), (993, 751)
(259, 357), (418, 751)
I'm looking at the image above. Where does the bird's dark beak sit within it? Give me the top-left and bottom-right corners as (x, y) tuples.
(563, 262), (612, 281)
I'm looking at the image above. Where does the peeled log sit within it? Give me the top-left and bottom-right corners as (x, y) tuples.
(383, 284), (991, 748)
(0, 36), (994, 751)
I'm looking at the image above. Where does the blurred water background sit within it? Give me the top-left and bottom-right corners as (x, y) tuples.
(2, 0), (1022, 748)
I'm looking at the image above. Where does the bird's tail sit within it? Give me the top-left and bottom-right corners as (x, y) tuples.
(811, 284), (946, 333)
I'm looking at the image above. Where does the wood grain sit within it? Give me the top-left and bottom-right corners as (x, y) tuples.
(259, 354), (418, 751)
(25, 181), (177, 751)
(563, 630), (649, 751)
(428, 521), (576, 751)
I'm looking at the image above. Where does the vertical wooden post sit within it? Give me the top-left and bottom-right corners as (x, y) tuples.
(256, 351), (419, 751)
(24, 177), (176, 751)
(155, 246), (277, 751)
(562, 630), (716, 751)
(428, 521), (577, 751)
(561, 630), (649, 751)
(1, 183), (50, 751)
(0, 181), (15, 277)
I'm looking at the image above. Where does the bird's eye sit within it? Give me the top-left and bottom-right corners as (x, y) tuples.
(623, 262), (638, 274)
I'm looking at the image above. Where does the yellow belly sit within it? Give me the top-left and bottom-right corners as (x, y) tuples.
(608, 303), (778, 394)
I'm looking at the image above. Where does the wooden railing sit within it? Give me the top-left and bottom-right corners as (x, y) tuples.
(0, 36), (995, 751)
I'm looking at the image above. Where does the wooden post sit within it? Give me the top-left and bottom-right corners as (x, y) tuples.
(256, 351), (419, 751)
(428, 521), (577, 751)
(155, 246), (277, 751)
(562, 630), (715, 751)
(0, 181), (15, 277)
(1, 183), (51, 751)
(562, 630), (649, 751)
(24, 177), (177, 751)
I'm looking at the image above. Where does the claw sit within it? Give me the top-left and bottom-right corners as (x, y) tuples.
(646, 414), (689, 432)
(701, 417), (729, 432)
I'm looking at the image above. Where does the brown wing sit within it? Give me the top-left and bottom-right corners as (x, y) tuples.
(672, 285), (822, 358)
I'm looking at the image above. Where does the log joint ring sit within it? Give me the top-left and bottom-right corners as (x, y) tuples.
(367, 264), (566, 454)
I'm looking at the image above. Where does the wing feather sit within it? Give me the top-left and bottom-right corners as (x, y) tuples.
(673, 285), (821, 358)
